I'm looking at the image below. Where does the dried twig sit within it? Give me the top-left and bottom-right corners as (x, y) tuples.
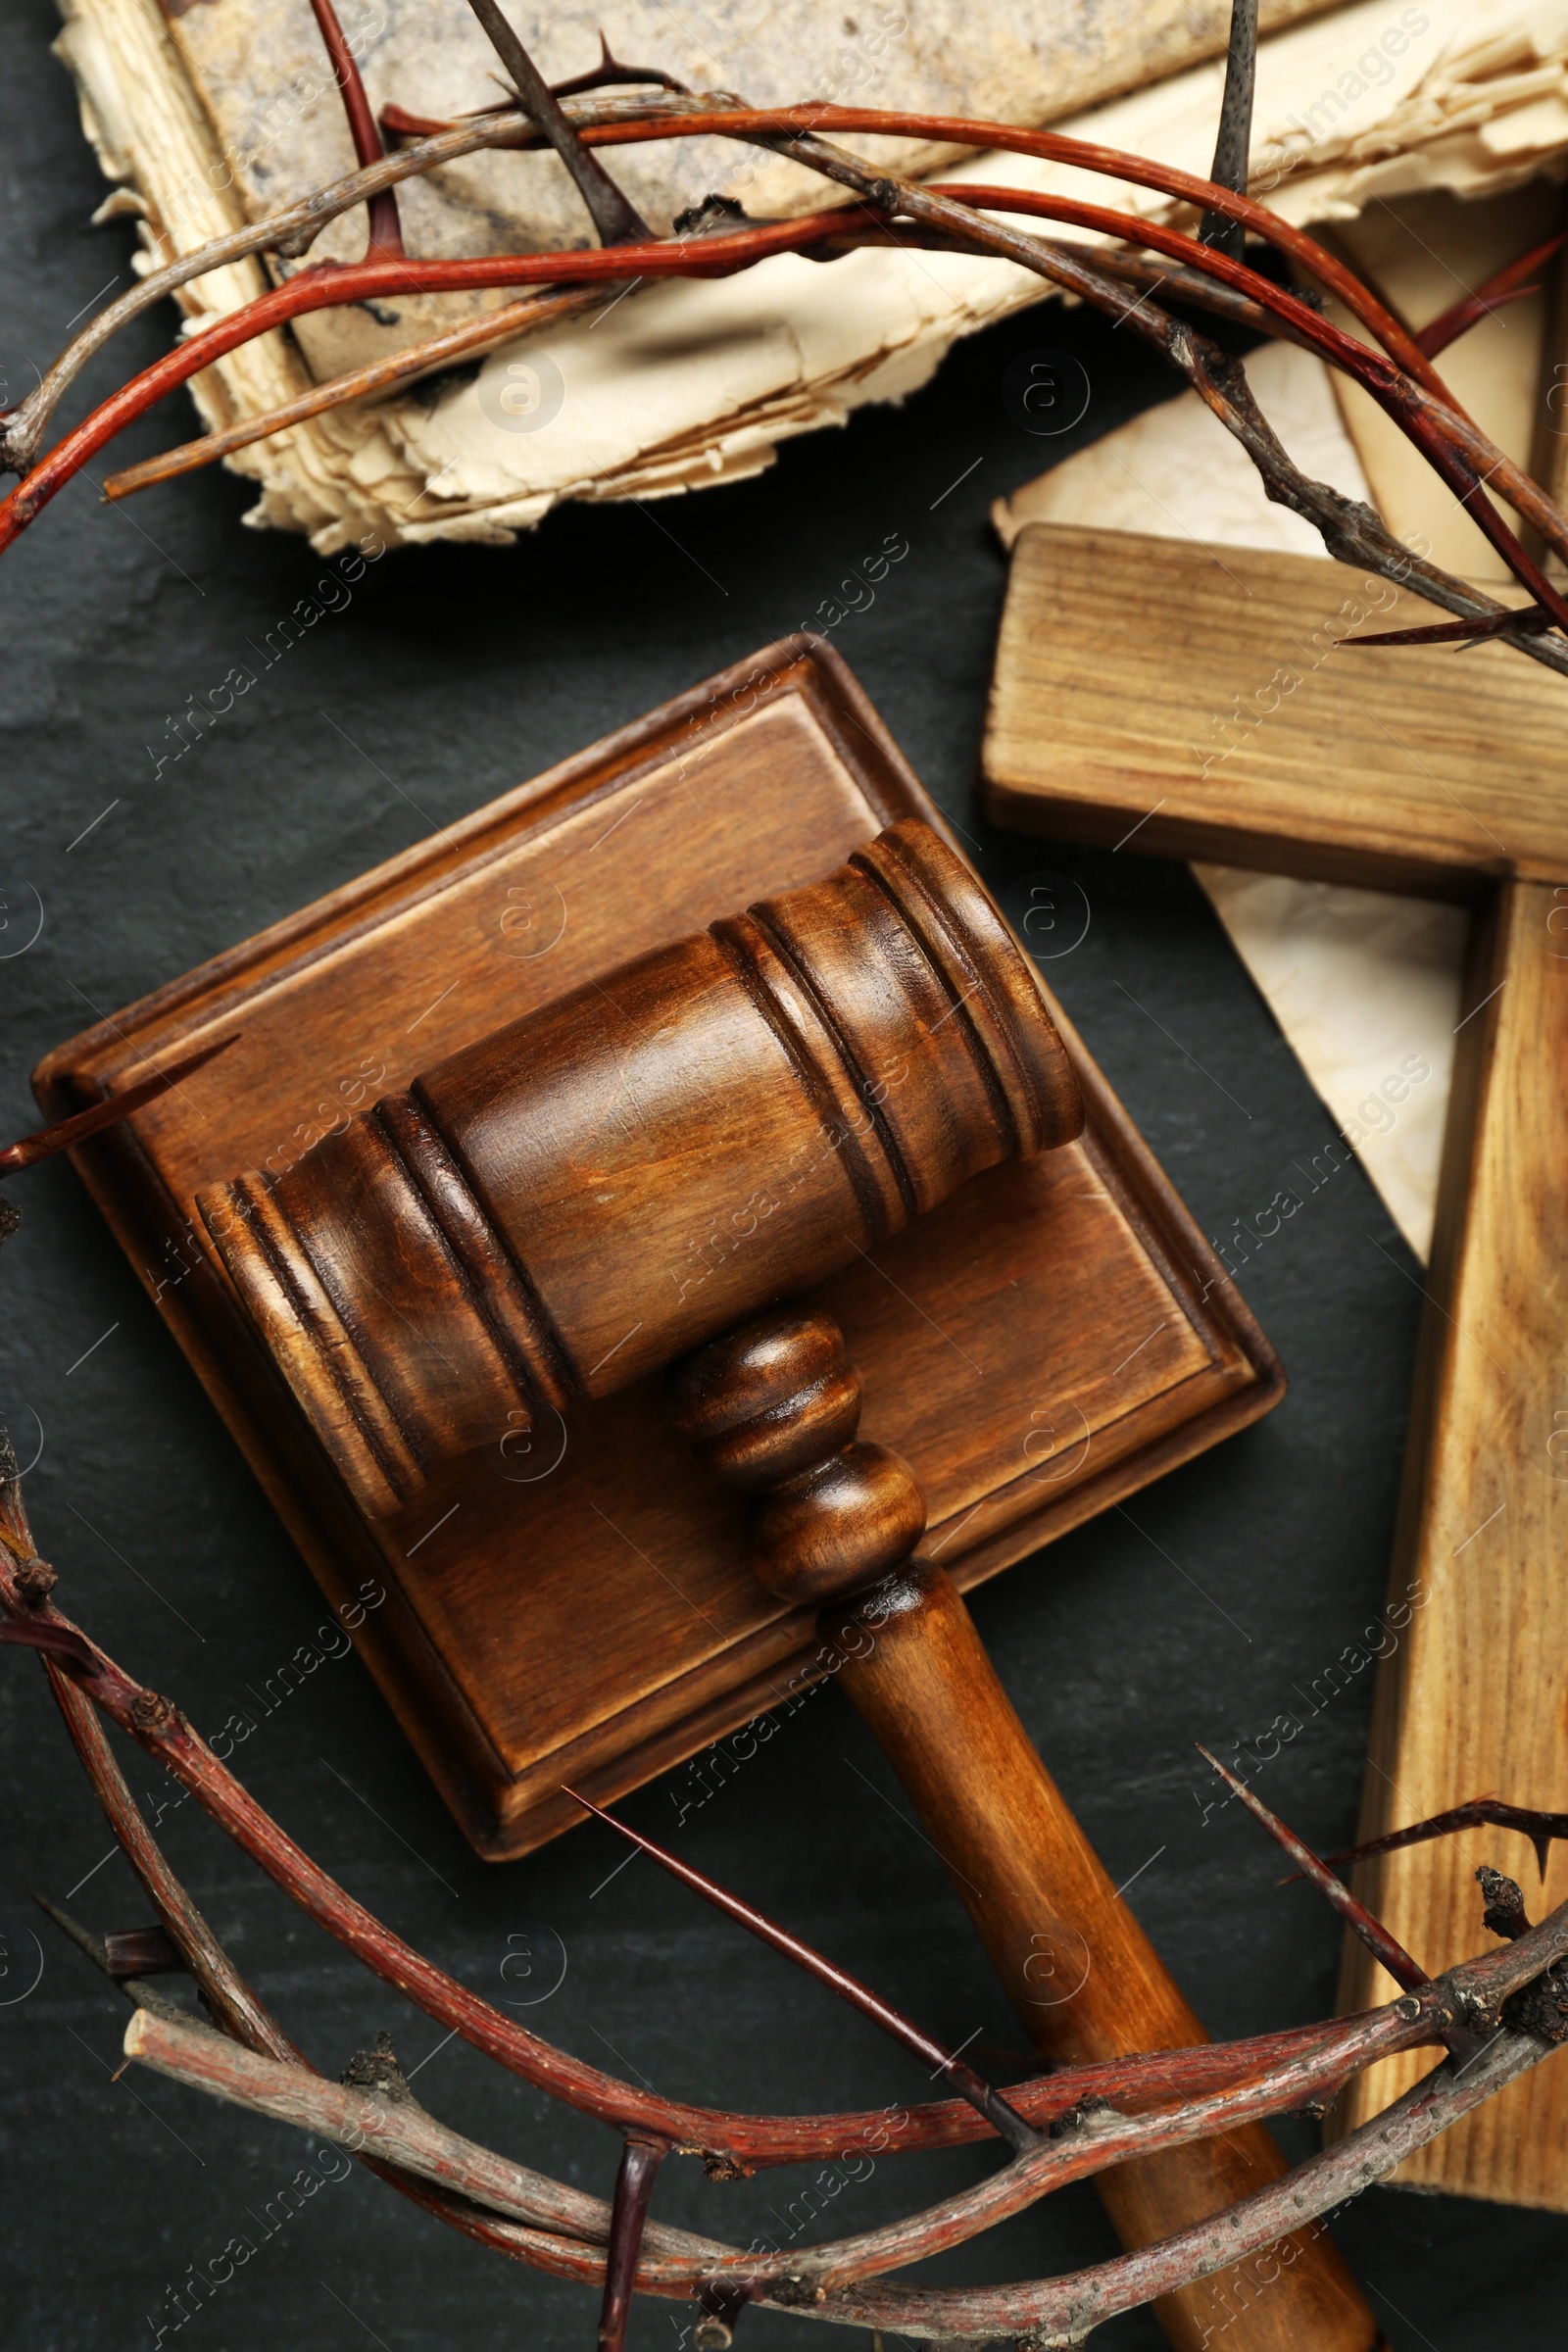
(115, 1906), (1568, 2330)
(100, 289), (606, 503)
(762, 125), (1568, 632)
(567, 1789), (1042, 2153)
(848, 2007), (1563, 2344)
(14, 164), (1568, 671)
(308, 0), (404, 256)
(122, 2007), (714, 2252)
(1199, 1746), (1429, 1995)
(0, 1035), (236, 1174)
(99, 208), (1317, 508)
(9, 73), (1568, 681)
(0, 83), (1493, 477)
(111, 1983), (1433, 2293)
(45, 1658), (292, 2052)
(6, 1496), (1563, 2337)
(1316, 1797), (1568, 1884)
(11, 92), (1568, 590)
(462, 0), (650, 245)
(0, 1535), (1453, 2185)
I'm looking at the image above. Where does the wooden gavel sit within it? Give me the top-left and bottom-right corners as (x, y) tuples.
(199, 821), (1375, 2352)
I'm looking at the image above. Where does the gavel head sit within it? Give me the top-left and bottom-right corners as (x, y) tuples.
(197, 820), (1084, 1519)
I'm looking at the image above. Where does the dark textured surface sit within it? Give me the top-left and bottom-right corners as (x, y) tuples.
(3, 7), (1566, 2346)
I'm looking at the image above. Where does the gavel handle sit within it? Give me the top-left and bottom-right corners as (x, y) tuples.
(671, 1311), (1380, 2352)
(828, 1564), (1376, 2352)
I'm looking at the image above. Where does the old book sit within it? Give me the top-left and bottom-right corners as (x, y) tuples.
(50, 0), (1568, 547)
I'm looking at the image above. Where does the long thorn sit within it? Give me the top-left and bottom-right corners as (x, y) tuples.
(1197, 1746), (1429, 1993)
(1348, 606), (1554, 648)
(1199, 0), (1258, 259)
(597, 2134), (667, 2349)
(0, 1035), (238, 1174)
(563, 1788), (1040, 2153)
(462, 0), (651, 245)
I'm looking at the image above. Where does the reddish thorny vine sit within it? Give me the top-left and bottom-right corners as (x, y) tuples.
(1, 1156), (1566, 2348)
(3, 0), (1568, 669)
(2, 1397), (1567, 2350)
(6, 9), (1568, 2344)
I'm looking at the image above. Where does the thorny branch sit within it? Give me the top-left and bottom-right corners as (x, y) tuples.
(1, 1431), (1565, 2339)
(458, 0), (651, 246)
(6, 4), (1568, 2335)
(1317, 1796), (1568, 1883)
(2, 1), (1567, 670)
(0, 1501), (1426, 2169)
(306, 0), (404, 258)
(92, 1843), (1568, 2335)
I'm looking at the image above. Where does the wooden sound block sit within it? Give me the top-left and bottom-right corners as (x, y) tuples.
(980, 523), (1568, 2214)
(35, 635), (1281, 1860)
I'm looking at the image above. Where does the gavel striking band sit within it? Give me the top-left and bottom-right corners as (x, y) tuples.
(198, 818), (1376, 2352)
(197, 820), (1079, 1516)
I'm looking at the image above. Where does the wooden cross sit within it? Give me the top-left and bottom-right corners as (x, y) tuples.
(981, 520), (1568, 2211)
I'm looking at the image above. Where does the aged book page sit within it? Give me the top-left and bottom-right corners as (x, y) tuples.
(50, 0), (1568, 546)
(1318, 178), (1565, 578)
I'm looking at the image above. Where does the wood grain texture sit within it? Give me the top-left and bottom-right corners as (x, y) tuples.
(33, 637), (1282, 1861)
(675, 1313), (1375, 2350)
(825, 1564), (1376, 2352)
(1337, 879), (1568, 2200)
(1526, 208), (1568, 564)
(981, 524), (1568, 896)
(981, 523), (1568, 2210)
(669, 1309), (931, 1607)
(197, 820), (1084, 1520)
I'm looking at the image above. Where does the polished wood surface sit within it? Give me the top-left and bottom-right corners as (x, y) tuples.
(33, 637), (1283, 1862)
(982, 525), (1568, 2211)
(676, 1307), (1376, 2352)
(197, 822), (1083, 1521)
(833, 1567), (1376, 2352)
(670, 1310), (930, 1607)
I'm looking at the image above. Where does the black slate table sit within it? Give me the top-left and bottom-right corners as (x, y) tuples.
(2, 8), (1565, 2343)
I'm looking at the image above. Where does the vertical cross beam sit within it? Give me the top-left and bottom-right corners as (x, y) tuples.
(981, 521), (1568, 2205)
(1339, 877), (1568, 2184)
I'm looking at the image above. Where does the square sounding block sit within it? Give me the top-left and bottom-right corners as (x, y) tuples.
(36, 638), (1281, 1858)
